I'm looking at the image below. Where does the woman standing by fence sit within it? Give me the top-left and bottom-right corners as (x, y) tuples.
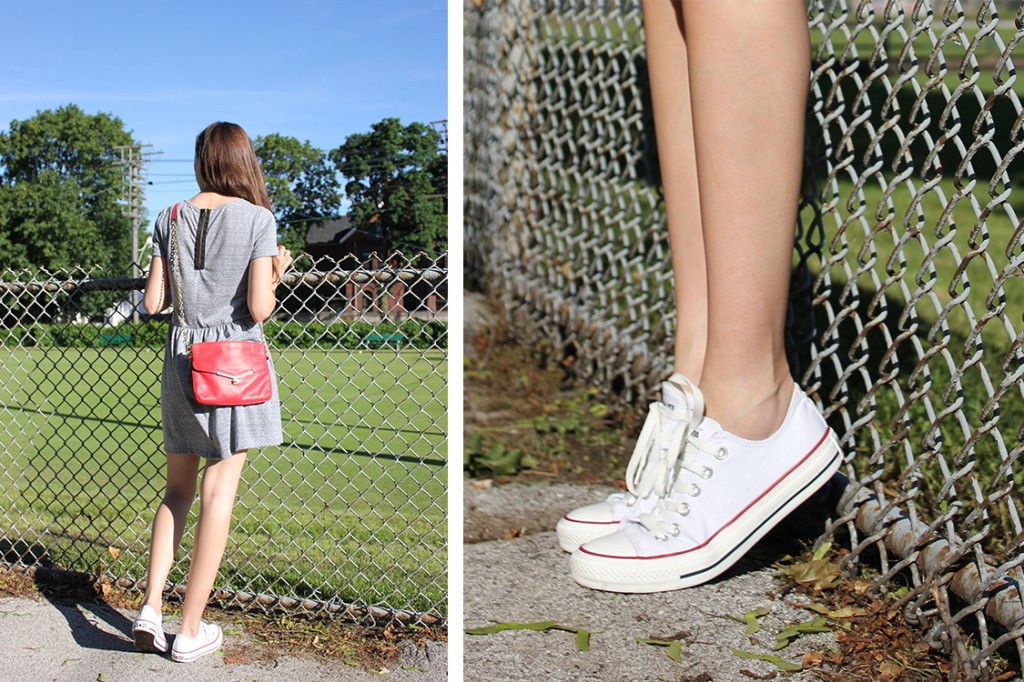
(558, 0), (842, 593)
(133, 122), (292, 662)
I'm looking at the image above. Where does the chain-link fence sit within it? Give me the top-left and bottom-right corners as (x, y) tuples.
(0, 253), (447, 626)
(465, 0), (1024, 676)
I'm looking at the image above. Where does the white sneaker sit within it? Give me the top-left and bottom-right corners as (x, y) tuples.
(131, 604), (168, 653)
(171, 621), (223, 663)
(555, 374), (701, 552)
(570, 384), (842, 593)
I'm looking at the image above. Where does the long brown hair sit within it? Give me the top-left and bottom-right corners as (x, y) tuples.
(194, 122), (273, 210)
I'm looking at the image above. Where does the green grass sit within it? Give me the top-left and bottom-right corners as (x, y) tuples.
(810, 19), (1021, 94)
(804, 175), (1024, 349)
(801, 175), (1024, 555)
(0, 347), (447, 616)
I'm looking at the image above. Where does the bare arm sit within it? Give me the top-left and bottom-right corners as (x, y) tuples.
(248, 246), (292, 323)
(142, 257), (171, 315)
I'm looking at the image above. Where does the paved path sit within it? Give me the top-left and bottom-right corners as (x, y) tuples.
(464, 482), (835, 682)
(0, 595), (446, 682)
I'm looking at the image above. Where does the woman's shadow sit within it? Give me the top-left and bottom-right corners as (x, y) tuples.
(3, 539), (140, 654)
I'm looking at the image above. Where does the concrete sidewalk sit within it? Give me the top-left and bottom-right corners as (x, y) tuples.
(464, 482), (835, 682)
(0, 595), (446, 682)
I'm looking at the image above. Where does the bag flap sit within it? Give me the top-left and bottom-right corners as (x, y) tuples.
(191, 341), (268, 374)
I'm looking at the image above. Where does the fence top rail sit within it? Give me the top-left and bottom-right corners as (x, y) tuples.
(0, 267), (448, 294)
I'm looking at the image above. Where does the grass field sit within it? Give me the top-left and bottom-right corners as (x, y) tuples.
(0, 347), (447, 616)
(799, 175), (1024, 554)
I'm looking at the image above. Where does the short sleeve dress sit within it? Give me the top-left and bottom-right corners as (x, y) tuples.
(151, 199), (284, 459)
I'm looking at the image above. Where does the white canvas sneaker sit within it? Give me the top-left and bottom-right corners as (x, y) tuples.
(171, 621), (223, 663)
(131, 604), (168, 653)
(555, 374), (701, 552)
(570, 383), (841, 593)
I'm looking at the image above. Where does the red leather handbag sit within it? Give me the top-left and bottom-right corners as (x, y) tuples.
(170, 203), (273, 407)
(190, 341), (273, 406)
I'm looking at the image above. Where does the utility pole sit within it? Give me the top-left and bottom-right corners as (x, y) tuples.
(425, 119), (448, 201)
(430, 119), (448, 153)
(115, 144), (161, 324)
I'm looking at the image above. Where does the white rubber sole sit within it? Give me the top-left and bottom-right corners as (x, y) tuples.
(570, 431), (842, 593)
(132, 622), (168, 653)
(555, 516), (620, 553)
(171, 625), (223, 663)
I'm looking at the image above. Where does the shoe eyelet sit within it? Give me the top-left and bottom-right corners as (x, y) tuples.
(689, 484), (701, 497)
(670, 524), (680, 536)
(679, 503), (690, 516)
(715, 447), (728, 460)
(701, 467), (713, 479)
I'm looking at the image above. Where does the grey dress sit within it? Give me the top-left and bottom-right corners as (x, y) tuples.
(152, 199), (284, 459)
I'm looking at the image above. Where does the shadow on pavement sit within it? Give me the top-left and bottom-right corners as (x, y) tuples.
(25, 562), (141, 654)
(709, 470), (849, 586)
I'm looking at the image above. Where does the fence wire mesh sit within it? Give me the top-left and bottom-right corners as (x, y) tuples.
(465, 0), (1024, 676)
(0, 254), (448, 626)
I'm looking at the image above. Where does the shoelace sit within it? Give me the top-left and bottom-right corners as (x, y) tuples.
(637, 425), (729, 540)
(622, 377), (704, 506)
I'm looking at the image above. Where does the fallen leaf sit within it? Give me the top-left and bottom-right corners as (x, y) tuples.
(636, 638), (682, 662)
(576, 629), (590, 652)
(465, 620), (590, 652)
(826, 606), (869, 619)
(878, 660), (903, 680)
(465, 620), (558, 635)
(731, 649), (802, 672)
(852, 579), (872, 594)
(107, 547), (120, 560)
(728, 607), (770, 636)
(802, 651), (824, 668)
(773, 617), (832, 650)
(785, 557), (840, 590)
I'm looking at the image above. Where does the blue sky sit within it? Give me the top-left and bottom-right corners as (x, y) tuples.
(0, 0), (447, 232)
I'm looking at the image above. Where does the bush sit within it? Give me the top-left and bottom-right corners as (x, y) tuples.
(0, 319), (448, 351)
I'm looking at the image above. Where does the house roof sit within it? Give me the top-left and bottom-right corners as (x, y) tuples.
(305, 216), (353, 245)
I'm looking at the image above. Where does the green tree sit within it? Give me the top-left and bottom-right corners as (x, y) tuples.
(0, 104), (138, 271)
(331, 118), (446, 258)
(254, 133), (341, 255)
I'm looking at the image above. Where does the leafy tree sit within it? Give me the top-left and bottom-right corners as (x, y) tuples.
(331, 118), (446, 258)
(0, 104), (138, 272)
(254, 133), (341, 255)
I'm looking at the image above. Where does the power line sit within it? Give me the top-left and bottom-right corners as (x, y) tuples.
(114, 144), (162, 323)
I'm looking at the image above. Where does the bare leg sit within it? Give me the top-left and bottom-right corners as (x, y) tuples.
(681, 0), (809, 439)
(142, 454), (200, 611)
(642, 0), (706, 383)
(178, 451), (247, 638)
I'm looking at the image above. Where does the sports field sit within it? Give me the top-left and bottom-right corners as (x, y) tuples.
(0, 346), (447, 615)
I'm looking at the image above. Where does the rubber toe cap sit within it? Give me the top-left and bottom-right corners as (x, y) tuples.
(564, 500), (616, 524)
(577, 530), (640, 559)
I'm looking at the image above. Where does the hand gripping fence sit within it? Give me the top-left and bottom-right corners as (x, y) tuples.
(465, 1), (1024, 677)
(0, 254), (447, 627)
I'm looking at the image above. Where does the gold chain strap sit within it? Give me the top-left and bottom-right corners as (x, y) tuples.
(170, 205), (198, 356)
(170, 206), (187, 327)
